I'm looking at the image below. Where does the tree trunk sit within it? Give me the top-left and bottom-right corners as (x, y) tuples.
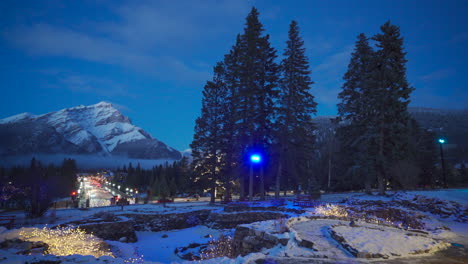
(249, 164), (253, 201)
(224, 169), (233, 203)
(239, 173), (245, 200)
(377, 174), (385, 195)
(365, 180), (372, 195)
(378, 120), (386, 195)
(260, 165), (265, 200)
(275, 161), (281, 199)
(210, 180), (216, 204)
(327, 154), (332, 189)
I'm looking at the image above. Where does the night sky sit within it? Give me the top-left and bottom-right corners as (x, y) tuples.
(0, 0), (466, 151)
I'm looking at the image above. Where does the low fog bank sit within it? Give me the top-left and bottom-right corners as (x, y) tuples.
(0, 154), (180, 169)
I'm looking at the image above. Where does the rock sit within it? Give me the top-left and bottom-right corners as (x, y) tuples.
(1, 239), (49, 255)
(298, 239), (314, 249)
(187, 243), (201, 248)
(223, 204), (304, 214)
(162, 234), (168, 238)
(208, 212), (287, 229)
(124, 209), (211, 232)
(181, 252), (194, 260)
(72, 219), (138, 243)
(357, 252), (372, 258)
(233, 224), (289, 256)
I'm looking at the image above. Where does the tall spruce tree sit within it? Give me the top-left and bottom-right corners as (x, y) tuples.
(220, 35), (243, 202)
(190, 62), (228, 203)
(337, 33), (375, 193)
(237, 7), (279, 200)
(369, 21), (414, 194)
(276, 20), (317, 198)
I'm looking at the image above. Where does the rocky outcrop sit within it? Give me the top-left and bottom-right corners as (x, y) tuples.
(0, 239), (49, 255)
(224, 203), (304, 214)
(124, 210), (211, 232)
(233, 225), (289, 256)
(55, 214), (137, 243)
(78, 220), (137, 243)
(395, 195), (467, 222)
(207, 212), (288, 229)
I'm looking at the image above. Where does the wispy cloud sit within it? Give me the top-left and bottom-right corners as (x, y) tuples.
(3, 0), (249, 83)
(313, 85), (341, 105)
(40, 70), (134, 98)
(312, 47), (352, 108)
(411, 86), (468, 110)
(102, 0), (250, 50)
(419, 68), (455, 82)
(448, 31), (468, 45)
(314, 46), (352, 75)
(112, 103), (133, 113)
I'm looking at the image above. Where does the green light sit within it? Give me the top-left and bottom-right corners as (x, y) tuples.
(438, 139), (445, 144)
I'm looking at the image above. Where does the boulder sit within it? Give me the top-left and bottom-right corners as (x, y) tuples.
(78, 220), (137, 243)
(233, 225), (289, 256)
(207, 212), (287, 229)
(124, 209), (211, 232)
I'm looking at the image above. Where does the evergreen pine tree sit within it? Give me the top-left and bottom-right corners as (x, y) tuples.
(191, 62), (228, 203)
(369, 21), (415, 194)
(220, 35), (243, 202)
(337, 33), (375, 193)
(276, 20), (317, 198)
(237, 7), (279, 200)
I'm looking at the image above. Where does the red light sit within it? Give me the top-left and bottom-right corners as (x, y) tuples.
(71, 191), (77, 196)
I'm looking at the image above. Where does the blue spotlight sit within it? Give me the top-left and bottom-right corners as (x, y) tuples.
(250, 154), (262, 163)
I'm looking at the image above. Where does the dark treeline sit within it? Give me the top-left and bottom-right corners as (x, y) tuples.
(191, 8), (318, 202)
(190, 8), (467, 200)
(113, 157), (192, 199)
(0, 158), (77, 217)
(334, 23), (467, 193)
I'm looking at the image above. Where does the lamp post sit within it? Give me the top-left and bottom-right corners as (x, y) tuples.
(438, 138), (447, 188)
(249, 154), (262, 201)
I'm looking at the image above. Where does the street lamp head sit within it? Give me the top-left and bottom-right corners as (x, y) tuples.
(438, 138), (445, 144)
(250, 154), (262, 163)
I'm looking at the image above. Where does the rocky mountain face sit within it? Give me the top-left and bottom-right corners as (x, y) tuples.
(0, 102), (181, 161)
(313, 107), (468, 137)
(312, 107), (468, 162)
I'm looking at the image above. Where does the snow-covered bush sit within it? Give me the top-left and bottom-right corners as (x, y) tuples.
(315, 204), (349, 218)
(19, 226), (113, 257)
(200, 234), (234, 259)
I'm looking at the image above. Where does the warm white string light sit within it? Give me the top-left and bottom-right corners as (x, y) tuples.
(19, 226), (113, 258)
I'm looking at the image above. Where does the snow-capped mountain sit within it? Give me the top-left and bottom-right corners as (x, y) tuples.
(0, 102), (182, 161)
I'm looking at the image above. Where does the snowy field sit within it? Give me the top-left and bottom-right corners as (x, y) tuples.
(0, 189), (467, 263)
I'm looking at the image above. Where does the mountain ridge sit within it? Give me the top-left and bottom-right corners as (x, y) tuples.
(0, 102), (182, 163)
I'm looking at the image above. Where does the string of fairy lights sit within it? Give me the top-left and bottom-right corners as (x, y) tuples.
(312, 203), (421, 230)
(19, 226), (113, 258)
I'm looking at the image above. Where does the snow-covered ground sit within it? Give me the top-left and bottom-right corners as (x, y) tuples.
(0, 189), (467, 263)
(134, 226), (224, 263)
(316, 188), (468, 205)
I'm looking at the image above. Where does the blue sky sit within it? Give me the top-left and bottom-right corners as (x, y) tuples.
(0, 0), (467, 151)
